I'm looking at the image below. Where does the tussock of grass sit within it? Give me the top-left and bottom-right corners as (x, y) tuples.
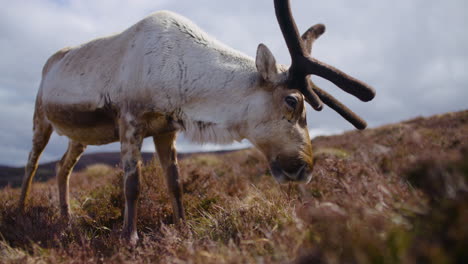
(0, 111), (467, 263)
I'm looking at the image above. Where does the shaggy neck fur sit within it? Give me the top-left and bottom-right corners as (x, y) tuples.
(172, 68), (267, 145)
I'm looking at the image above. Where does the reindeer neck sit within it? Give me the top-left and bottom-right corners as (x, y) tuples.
(170, 56), (264, 144)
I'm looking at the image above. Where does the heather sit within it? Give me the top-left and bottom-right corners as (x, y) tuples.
(1, 111), (467, 263)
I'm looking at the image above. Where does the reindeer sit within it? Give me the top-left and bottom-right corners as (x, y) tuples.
(18, 0), (375, 244)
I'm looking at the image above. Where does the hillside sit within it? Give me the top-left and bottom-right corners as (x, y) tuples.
(0, 110), (467, 263)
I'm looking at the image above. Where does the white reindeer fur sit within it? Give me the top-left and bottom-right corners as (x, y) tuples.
(41, 11), (279, 146)
(19, 9), (315, 244)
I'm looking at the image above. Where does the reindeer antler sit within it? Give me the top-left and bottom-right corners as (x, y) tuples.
(301, 23), (326, 54)
(301, 24), (368, 129)
(274, 0), (375, 129)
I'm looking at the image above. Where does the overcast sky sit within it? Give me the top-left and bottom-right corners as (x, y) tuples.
(0, 0), (466, 166)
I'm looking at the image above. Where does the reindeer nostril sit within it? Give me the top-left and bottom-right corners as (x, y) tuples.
(269, 158), (312, 183)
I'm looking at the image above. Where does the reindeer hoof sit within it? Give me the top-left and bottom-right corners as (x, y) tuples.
(121, 231), (139, 247)
(17, 206), (25, 214)
(17, 199), (27, 213)
(60, 214), (72, 227)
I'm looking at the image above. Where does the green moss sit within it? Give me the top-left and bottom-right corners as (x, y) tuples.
(191, 155), (222, 167)
(198, 197), (218, 211)
(387, 228), (412, 263)
(314, 147), (350, 159)
(79, 184), (123, 229)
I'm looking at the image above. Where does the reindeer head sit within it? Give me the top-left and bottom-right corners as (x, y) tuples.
(250, 0), (375, 183)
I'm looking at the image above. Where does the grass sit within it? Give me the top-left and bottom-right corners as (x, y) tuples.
(0, 110), (467, 263)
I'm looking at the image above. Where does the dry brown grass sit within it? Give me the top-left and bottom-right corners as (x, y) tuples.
(1, 110), (467, 263)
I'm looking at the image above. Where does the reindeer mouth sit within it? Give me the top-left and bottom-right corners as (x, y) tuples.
(269, 160), (312, 183)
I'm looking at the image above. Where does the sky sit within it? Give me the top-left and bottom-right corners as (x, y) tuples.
(0, 0), (467, 166)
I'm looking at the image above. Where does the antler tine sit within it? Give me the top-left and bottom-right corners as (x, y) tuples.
(302, 57), (376, 102)
(309, 79), (367, 129)
(273, 0), (306, 66)
(301, 24), (326, 54)
(302, 24), (367, 128)
(302, 79), (323, 111)
(274, 0), (376, 102)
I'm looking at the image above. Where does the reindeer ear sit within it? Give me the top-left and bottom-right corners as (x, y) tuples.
(256, 44), (279, 83)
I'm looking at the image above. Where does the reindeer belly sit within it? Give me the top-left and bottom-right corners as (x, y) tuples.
(44, 102), (175, 145)
(44, 104), (119, 145)
(54, 124), (118, 145)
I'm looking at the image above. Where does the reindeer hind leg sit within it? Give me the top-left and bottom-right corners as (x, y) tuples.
(56, 140), (86, 220)
(18, 113), (53, 211)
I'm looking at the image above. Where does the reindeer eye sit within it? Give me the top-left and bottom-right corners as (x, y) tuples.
(285, 95), (298, 109)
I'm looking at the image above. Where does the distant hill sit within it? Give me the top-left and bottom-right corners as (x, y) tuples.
(1, 110), (467, 188)
(0, 150), (237, 188)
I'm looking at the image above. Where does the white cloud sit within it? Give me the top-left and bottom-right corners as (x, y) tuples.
(0, 0), (467, 166)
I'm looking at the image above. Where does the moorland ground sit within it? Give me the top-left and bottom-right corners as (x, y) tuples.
(0, 110), (467, 263)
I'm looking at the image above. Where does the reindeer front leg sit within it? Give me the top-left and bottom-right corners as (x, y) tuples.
(119, 113), (144, 245)
(154, 132), (185, 224)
